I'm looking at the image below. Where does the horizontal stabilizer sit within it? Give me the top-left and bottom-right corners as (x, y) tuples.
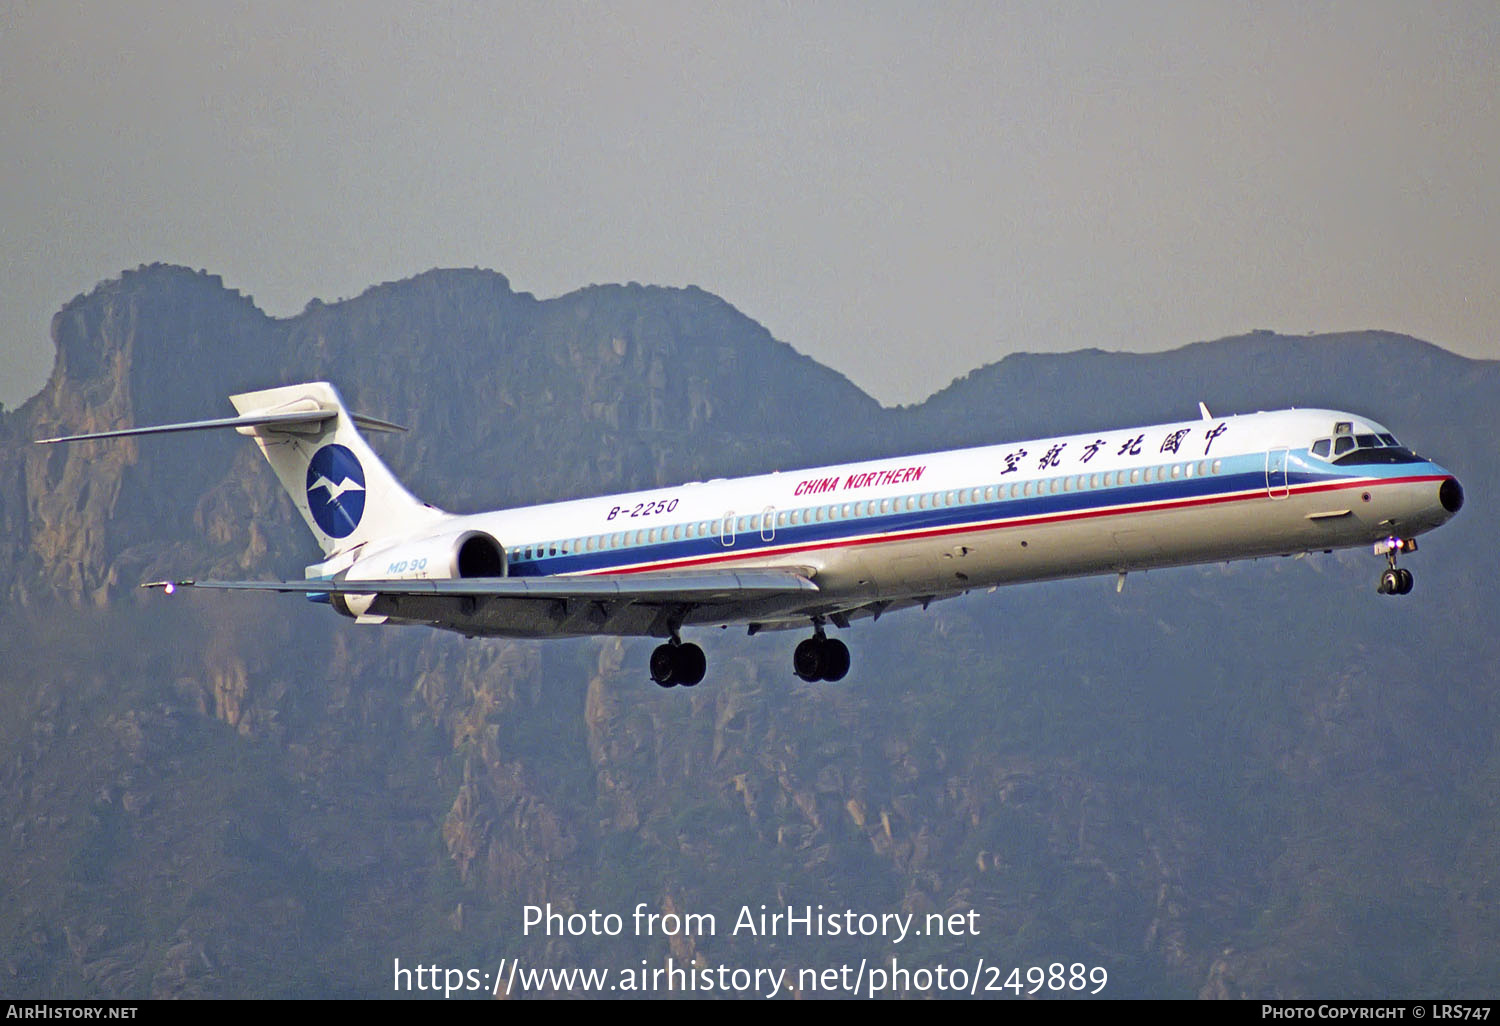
(36, 407), (404, 445)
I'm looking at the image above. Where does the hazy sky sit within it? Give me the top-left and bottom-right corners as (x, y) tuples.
(3, 1), (1497, 410)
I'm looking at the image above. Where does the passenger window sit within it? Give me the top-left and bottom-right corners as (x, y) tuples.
(1211, 459), (1222, 474)
(1130, 469), (1140, 484)
(1171, 464), (1181, 479)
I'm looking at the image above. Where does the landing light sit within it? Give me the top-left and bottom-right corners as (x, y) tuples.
(163, 582), (175, 596)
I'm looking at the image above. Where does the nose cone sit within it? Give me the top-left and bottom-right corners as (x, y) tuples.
(1440, 476), (1465, 514)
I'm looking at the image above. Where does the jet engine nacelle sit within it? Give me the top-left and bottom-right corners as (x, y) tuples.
(347, 529), (507, 582)
(330, 530), (506, 619)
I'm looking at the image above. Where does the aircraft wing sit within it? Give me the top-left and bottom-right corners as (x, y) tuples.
(146, 568), (816, 599)
(144, 568), (821, 637)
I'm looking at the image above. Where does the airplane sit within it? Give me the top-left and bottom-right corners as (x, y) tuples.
(38, 382), (1464, 688)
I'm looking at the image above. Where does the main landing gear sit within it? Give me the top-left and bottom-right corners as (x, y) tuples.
(650, 638), (706, 688)
(1375, 537), (1416, 596)
(793, 628), (850, 683)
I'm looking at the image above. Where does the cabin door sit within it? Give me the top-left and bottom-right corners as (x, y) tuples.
(760, 506), (776, 543)
(1265, 448), (1289, 499)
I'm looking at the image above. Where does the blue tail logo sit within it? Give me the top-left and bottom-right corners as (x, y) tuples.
(306, 444), (366, 538)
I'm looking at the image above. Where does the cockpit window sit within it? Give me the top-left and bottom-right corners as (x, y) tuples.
(1311, 430), (1424, 465)
(1334, 444), (1424, 465)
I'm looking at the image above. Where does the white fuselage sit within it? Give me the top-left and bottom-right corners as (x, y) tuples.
(344, 406), (1461, 638)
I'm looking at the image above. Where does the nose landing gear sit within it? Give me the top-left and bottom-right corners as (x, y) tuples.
(1375, 537), (1416, 596)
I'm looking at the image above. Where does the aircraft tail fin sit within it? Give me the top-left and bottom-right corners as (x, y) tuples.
(39, 381), (446, 558)
(226, 382), (446, 556)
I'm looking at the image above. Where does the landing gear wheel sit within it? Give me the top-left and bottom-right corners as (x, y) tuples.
(793, 637), (824, 682)
(650, 644), (679, 687)
(1397, 568), (1414, 595)
(819, 638), (850, 682)
(793, 635), (851, 682)
(1379, 569), (1401, 595)
(675, 643), (706, 687)
(650, 641), (707, 688)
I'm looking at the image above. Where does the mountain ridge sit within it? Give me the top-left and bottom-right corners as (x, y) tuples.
(3, 264), (1496, 998)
